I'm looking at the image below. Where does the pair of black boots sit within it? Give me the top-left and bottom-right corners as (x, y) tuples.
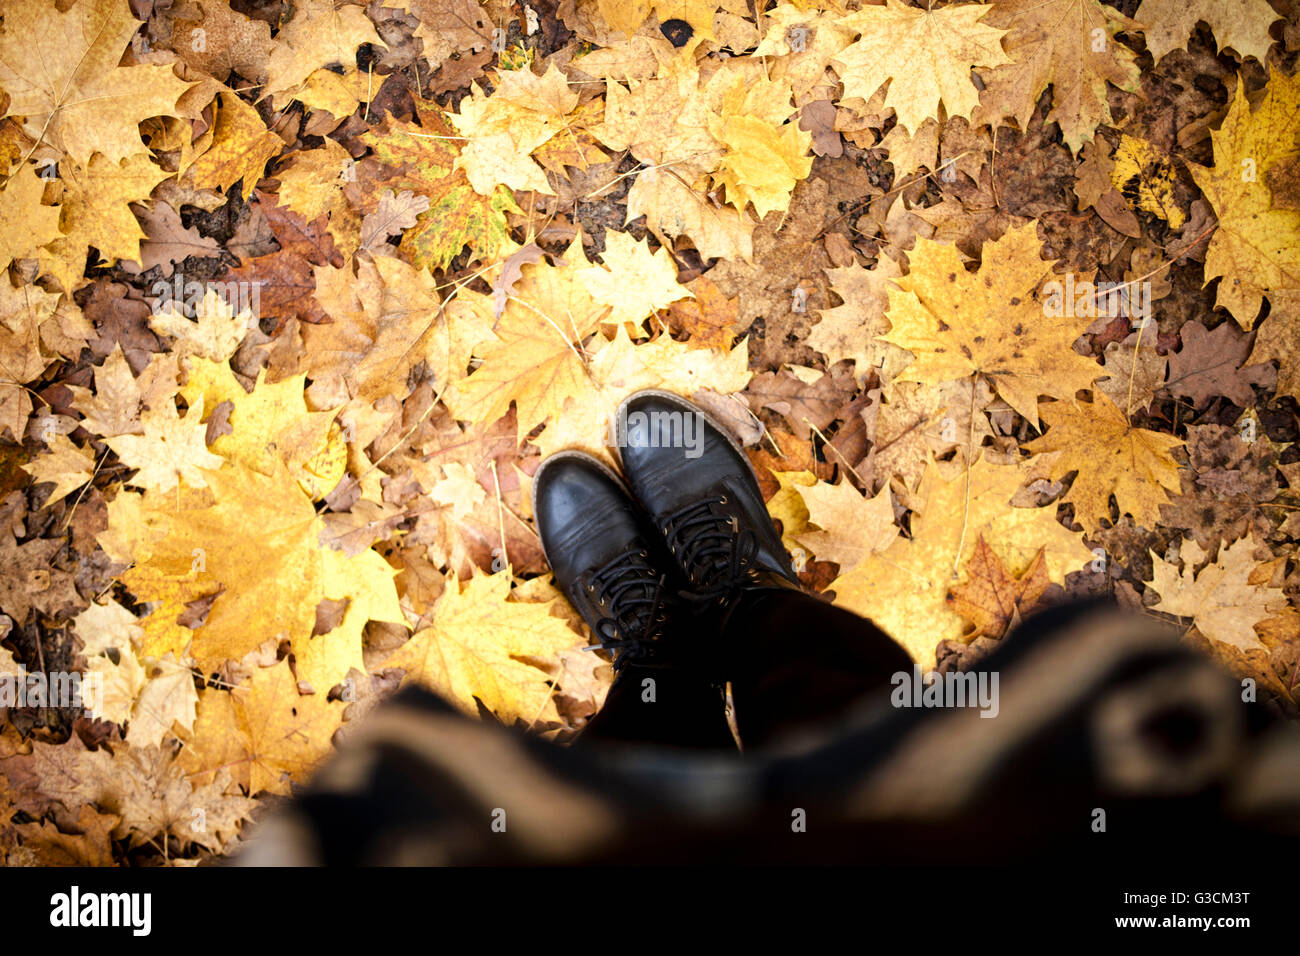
(534, 390), (913, 750)
(533, 391), (800, 674)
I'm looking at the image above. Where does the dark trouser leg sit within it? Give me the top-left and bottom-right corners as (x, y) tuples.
(724, 588), (911, 749)
(579, 588), (906, 752)
(577, 662), (737, 751)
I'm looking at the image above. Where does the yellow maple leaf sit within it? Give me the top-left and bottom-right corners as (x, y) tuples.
(579, 231), (692, 323)
(273, 137), (361, 259)
(700, 69), (811, 218)
(1024, 392), (1183, 531)
(450, 64), (578, 195)
(105, 396), (224, 493)
(0, 279), (68, 438)
(301, 253), (444, 407)
(295, 543), (406, 695)
(793, 480), (898, 574)
(832, 0), (1011, 135)
(41, 154), (170, 294)
(594, 0), (722, 41)
(263, 0), (384, 101)
(121, 459), (401, 672)
(974, 0), (1141, 154)
(1148, 535), (1286, 654)
(830, 457), (1093, 668)
(74, 598), (144, 658)
(21, 434), (94, 507)
(754, 5), (854, 99)
(444, 237), (610, 441)
(1109, 133), (1185, 229)
(176, 686), (249, 790)
(1136, 0), (1280, 64)
(532, 98), (608, 175)
(184, 91), (282, 199)
(180, 357), (344, 498)
(97, 486), (186, 568)
(667, 275), (740, 351)
(429, 461), (488, 519)
(625, 165), (755, 262)
(1190, 69), (1300, 328)
(597, 52), (723, 181)
(0, 164), (62, 272)
(149, 288), (253, 362)
(125, 653), (199, 748)
(67, 344), (165, 440)
(117, 562), (213, 662)
(294, 67), (374, 119)
(377, 572), (574, 723)
(73, 599), (147, 726)
(881, 224), (1102, 426)
(767, 469), (817, 554)
(0, 0), (194, 163)
(23, 276), (92, 362)
(382, 570), (583, 727)
(231, 658), (346, 795)
(277, 136), (352, 217)
(709, 111), (813, 219)
(870, 379), (998, 494)
(809, 256), (909, 384)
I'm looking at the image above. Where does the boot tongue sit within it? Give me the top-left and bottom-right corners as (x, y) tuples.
(693, 552), (731, 585)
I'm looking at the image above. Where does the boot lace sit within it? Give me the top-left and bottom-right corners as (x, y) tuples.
(661, 496), (757, 603)
(586, 548), (669, 670)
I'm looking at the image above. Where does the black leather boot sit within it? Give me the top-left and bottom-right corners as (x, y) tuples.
(531, 451), (676, 670)
(613, 390), (801, 607)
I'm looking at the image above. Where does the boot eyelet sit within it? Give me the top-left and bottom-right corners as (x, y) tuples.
(640, 549), (649, 557)
(718, 495), (728, 504)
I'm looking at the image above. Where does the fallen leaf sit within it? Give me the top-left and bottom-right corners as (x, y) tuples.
(946, 533), (1051, 639)
(1148, 535), (1286, 654)
(1024, 392), (1183, 531)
